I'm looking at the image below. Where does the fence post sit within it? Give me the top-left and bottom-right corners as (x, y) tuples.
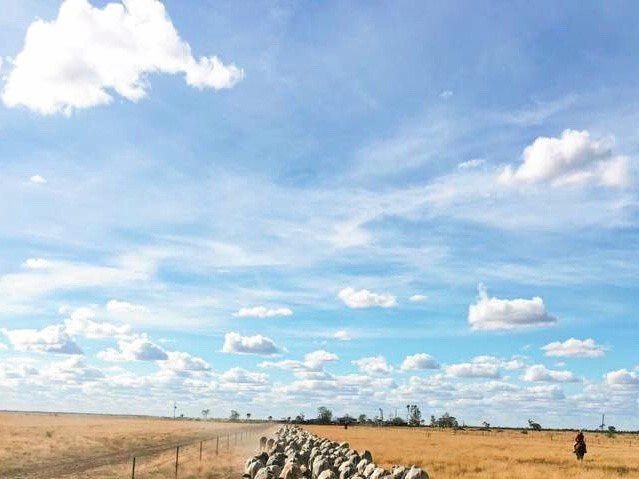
(227, 434), (230, 450)
(131, 457), (136, 479)
(216, 435), (219, 455)
(199, 440), (203, 465)
(175, 446), (180, 479)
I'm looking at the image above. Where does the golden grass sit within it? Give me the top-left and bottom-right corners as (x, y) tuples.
(0, 411), (273, 478)
(305, 425), (639, 479)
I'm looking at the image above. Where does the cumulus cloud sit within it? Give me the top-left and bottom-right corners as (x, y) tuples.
(458, 159), (485, 170)
(338, 287), (397, 309)
(401, 353), (440, 371)
(409, 294), (428, 303)
(2, 0), (243, 115)
(233, 306), (293, 318)
(303, 350), (339, 370)
(333, 330), (352, 341)
(106, 299), (147, 314)
(221, 367), (268, 385)
(468, 284), (557, 331)
(445, 360), (501, 379)
(2, 325), (82, 355)
(605, 369), (639, 387)
(44, 356), (104, 384)
(159, 351), (210, 373)
(221, 332), (280, 355)
(97, 335), (167, 361)
(352, 355), (393, 376)
(64, 307), (131, 339)
(523, 364), (580, 383)
(22, 258), (52, 270)
(260, 350), (338, 377)
(542, 338), (606, 358)
(29, 175), (47, 184)
(499, 129), (632, 188)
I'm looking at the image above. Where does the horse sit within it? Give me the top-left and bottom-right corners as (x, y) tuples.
(574, 440), (587, 461)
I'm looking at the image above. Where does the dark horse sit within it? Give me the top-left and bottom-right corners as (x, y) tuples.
(574, 433), (587, 461)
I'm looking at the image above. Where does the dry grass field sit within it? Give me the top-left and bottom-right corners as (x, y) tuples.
(0, 411), (273, 479)
(306, 425), (639, 479)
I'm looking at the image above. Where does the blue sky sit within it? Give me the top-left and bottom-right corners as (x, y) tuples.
(0, 0), (638, 429)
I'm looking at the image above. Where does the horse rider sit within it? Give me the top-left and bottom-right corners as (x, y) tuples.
(573, 430), (587, 460)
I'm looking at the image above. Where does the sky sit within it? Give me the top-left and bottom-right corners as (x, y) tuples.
(0, 0), (638, 430)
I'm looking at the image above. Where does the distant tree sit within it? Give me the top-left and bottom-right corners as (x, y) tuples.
(268, 415), (273, 422)
(317, 406), (333, 424)
(482, 421), (490, 430)
(608, 426), (616, 432)
(408, 405), (422, 426)
(246, 413), (252, 421)
(389, 416), (407, 426)
(358, 414), (368, 424)
(294, 413), (305, 423)
(338, 414), (355, 425)
(229, 410), (240, 421)
(432, 412), (459, 429)
(430, 415), (437, 427)
(202, 409), (210, 420)
(528, 419), (542, 431)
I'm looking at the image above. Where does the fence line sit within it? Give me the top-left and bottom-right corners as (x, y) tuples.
(129, 423), (272, 479)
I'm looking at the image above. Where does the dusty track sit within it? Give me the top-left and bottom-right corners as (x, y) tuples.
(6, 424), (272, 479)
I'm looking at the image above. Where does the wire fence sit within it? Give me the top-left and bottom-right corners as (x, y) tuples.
(126, 424), (271, 479)
(8, 423), (273, 479)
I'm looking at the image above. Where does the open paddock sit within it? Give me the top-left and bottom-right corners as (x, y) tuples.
(0, 411), (272, 478)
(305, 425), (638, 479)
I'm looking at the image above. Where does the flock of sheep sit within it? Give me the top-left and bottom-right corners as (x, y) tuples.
(245, 426), (430, 479)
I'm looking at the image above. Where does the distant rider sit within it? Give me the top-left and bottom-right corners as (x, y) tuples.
(573, 430), (587, 460)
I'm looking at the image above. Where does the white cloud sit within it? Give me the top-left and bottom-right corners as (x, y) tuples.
(2, 325), (82, 355)
(260, 350), (338, 376)
(44, 356), (104, 384)
(338, 287), (397, 309)
(499, 129), (632, 188)
(2, 0), (243, 115)
(22, 258), (52, 270)
(221, 367), (268, 385)
(542, 338), (606, 358)
(605, 369), (639, 387)
(445, 360), (501, 379)
(106, 299), (147, 314)
(468, 284), (557, 330)
(159, 351), (210, 372)
(333, 330), (352, 341)
(352, 355), (393, 376)
(0, 361), (39, 381)
(221, 332), (280, 355)
(64, 307), (131, 339)
(29, 175), (47, 184)
(401, 353), (440, 371)
(0, 343), (8, 351)
(458, 159), (485, 170)
(303, 350), (339, 370)
(523, 364), (579, 383)
(97, 335), (167, 361)
(233, 306), (293, 318)
(1, 257), (152, 300)
(409, 294), (428, 303)
(439, 90), (453, 99)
